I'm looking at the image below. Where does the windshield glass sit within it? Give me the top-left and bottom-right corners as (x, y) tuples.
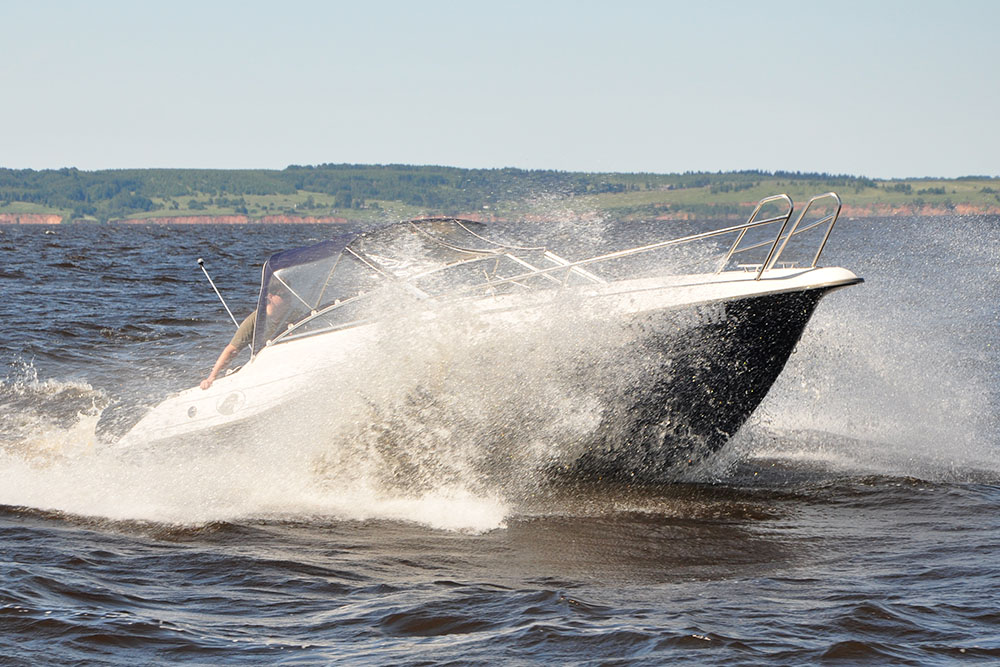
(252, 237), (385, 352)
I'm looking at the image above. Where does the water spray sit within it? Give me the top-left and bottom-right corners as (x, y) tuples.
(198, 258), (240, 329)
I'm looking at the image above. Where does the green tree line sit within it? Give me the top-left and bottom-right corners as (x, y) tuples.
(0, 164), (984, 223)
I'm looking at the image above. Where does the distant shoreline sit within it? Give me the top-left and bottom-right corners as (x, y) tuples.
(4, 207), (1000, 226)
(4, 204), (1000, 226)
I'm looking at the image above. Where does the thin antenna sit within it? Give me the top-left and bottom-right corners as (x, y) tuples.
(198, 258), (240, 329)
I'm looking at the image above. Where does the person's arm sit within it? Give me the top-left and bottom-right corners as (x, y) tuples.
(200, 343), (239, 390)
(201, 311), (255, 390)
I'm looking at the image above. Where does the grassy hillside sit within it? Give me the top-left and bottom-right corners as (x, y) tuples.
(0, 166), (997, 223)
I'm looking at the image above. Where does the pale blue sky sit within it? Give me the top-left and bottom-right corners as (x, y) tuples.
(2, 0), (997, 178)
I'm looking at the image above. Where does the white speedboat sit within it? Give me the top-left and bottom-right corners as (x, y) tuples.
(114, 193), (861, 479)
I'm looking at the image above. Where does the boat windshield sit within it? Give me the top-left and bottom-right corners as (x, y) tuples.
(251, 237), (364, 353)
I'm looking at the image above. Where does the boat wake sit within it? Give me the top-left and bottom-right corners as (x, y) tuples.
(0, 362), (105, 463)
(0, 357), (512, 531)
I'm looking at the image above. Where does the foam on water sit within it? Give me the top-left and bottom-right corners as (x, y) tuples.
(0, 352), (514, 531)
(0, 362), (106, 458)
(0, 416), (511, 533)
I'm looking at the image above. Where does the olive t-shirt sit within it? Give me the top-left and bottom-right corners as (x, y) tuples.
(229, 311), (256, 350)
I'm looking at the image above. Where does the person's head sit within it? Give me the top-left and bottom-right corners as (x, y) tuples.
(265, 289), (287, 316)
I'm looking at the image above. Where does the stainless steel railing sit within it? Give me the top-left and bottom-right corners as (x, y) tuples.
(437, 192), (844, 295)
(722, 192), (843, 280)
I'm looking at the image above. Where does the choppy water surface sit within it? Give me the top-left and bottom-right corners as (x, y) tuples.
(1, 216), (999, 664)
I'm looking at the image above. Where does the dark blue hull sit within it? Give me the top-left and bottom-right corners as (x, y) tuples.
(572, 285), (849, 481)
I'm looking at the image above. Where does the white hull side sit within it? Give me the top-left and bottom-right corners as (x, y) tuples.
(116, 266), (859, 448)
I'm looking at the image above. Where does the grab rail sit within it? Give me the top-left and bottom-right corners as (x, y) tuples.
(719, 192), (843, 279)
(718, 194), (794, 279)
(766, 192), (842, 270)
